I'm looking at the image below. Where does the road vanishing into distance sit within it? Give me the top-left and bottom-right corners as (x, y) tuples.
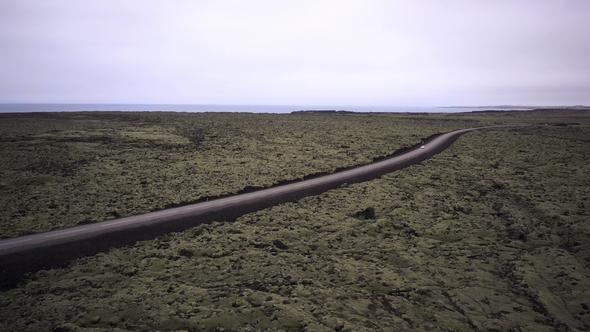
(0, 125), (508, 288)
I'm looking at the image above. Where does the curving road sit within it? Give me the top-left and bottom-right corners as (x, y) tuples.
(0, 125), (507, 288)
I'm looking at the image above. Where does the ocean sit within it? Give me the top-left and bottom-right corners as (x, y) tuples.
(0, 104), (524, 114)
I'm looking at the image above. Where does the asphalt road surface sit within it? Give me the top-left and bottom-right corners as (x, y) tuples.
(0, 126), (506, 288)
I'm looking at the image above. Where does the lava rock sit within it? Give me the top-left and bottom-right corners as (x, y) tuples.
(273, 239), (289, 250)
(178, 248), (194, 257)
(356, 207), (376, 219)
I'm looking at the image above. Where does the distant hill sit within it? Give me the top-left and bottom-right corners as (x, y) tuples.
(290, 110), (355, 115)
(441, 105), (590, 110)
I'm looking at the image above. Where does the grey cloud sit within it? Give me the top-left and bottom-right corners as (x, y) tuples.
(1, 0), (589, 106)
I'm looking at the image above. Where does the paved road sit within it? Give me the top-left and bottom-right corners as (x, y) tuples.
(0, 126), (507, 287)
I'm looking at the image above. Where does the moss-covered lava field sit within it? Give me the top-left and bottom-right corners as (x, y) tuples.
(0, 109), (589, 331)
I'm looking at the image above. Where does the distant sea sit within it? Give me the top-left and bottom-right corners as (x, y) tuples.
(0, 104), (529, 114)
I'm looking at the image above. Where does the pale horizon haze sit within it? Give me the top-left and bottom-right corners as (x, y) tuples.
(1, 0), (589, 107)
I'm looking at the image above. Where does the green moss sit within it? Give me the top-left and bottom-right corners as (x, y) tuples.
(8, 175), (54, 187)
(0, 110), (589, 330)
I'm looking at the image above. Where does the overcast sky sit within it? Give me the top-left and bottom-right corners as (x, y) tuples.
(1, 0), (589, 106)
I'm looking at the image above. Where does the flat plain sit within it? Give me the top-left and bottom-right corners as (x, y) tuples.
(0, 110), (589, 331)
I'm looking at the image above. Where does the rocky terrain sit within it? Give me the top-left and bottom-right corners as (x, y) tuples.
(0, 111), (477, 238)
(0, 110), (588, 331)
